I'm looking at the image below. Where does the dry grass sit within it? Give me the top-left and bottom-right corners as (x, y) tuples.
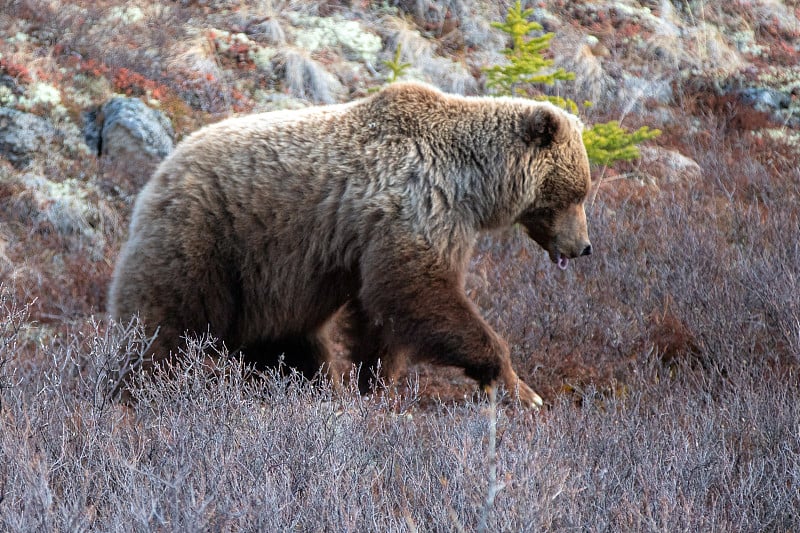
(275, 48), (342, 104)
(1, 299), (798, 531)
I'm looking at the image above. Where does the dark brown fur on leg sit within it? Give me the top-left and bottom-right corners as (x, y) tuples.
(239, 332), (332, 381)
(340, 300), (394, 393)
(359, 238), (543, 407)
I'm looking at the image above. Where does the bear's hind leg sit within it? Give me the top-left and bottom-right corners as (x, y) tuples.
(240, 332), (332, 382)
(341, 301), (403, 394)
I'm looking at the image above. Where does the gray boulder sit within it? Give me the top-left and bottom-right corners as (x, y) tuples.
(639, 147), (703, 185)
(739, 87), (791, 113)
(0, 108), (59, 168)
(99, 97), (174, 160)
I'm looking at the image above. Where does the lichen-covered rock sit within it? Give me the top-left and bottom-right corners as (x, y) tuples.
(19, 173), (110, 259)
(639, 147), (702, 184)
(753, 67), (800, 127)
(739, 87), (791, 113)
(96, 97), (174, 162)
(0, 108), (59, 168)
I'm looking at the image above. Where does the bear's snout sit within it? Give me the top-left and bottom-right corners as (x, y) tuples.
(581, 243), (592, 256)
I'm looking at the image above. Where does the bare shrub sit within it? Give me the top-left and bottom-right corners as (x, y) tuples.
(246, 16), (287, 46)
(275, 48), (343, 104)
(1, 300), (798, 531)
(0, 287), (27, 411)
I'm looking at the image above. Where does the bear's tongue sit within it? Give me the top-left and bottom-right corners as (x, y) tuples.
(557, 255), (569, 270)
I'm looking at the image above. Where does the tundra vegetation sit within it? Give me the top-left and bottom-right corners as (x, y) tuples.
(1, 1), (799, 531)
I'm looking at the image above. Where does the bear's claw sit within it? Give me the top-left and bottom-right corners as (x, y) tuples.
(514, 379), (544, 409)
(485, 377), (543, 409)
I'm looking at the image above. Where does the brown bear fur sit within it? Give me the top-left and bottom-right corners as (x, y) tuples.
(108, 82), (592, 407)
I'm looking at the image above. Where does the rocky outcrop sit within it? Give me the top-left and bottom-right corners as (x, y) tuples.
(639, 147), (703, 184)
(99, 97), (174, 160)
(0, 108), (60, 168)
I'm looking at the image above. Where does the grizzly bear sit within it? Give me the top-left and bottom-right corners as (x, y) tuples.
(108, 82), (592, 408)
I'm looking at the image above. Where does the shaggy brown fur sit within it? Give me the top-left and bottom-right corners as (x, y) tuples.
(108, 82), (592, 407)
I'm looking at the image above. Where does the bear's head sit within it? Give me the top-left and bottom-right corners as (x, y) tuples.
(515, 105), (592, 270)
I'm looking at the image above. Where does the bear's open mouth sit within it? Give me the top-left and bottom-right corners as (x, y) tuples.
(553, 250), (569, 270)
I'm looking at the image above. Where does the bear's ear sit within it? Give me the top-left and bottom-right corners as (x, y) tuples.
(521, 107), (565, 148)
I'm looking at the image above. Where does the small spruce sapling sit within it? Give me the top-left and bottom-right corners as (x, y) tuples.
(383, 44), (411, 84)
(582, 120), (661, 167)
(484, 0), (660, 167)
(483, 1), (574, 104)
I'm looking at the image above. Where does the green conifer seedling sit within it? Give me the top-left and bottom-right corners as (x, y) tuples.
(383, 44), (411, 84)
(484, 0), (660, 167)
(484, 0), (574, 99)
(582, 121), (661, 167)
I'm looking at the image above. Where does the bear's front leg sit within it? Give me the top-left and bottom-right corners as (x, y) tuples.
(360, 244), (543, 408)
(340, 299), (399, 394)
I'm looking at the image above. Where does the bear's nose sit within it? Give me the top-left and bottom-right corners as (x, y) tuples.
(581, 244), (592, 256)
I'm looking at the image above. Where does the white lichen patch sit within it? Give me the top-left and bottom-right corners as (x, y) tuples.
(729, 29), (766, 57)
(9, 32), (29, 43)
(753, 128), (800, 154)
(211, 29), (240, 54)
(58, 119), (93, 157)
(19, 174), (109, 259)
(757, 66), (800, 94)
(0, 85), (15, 107)
(14, 82), (69, 118)
(104, 6), (145, 25)
(251, 47), (276, 71)
(67, 74), (113, 107)
(610, 2), (661, 29)
(209, 29), (275, 72)
(22, 82), (61, 107)
(287, 14), (383, 64)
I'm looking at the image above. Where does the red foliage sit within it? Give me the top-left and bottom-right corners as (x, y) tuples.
(229, 88), (253, 113)
(614, 20), (643, 39)
(210, 31), (257, 71)
(765, 39), (799, 66)
(76, 58), (110, 78)
(709, 94), (773, 131)
(228, 42), (256, 71)
(0, 58), (32, 84)
(646, 301), (701, 367)
(112, 67), (168, 98)
(676, 78), (775, 133)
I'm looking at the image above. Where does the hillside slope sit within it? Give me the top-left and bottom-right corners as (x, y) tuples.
(1, 1), (799, 530)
